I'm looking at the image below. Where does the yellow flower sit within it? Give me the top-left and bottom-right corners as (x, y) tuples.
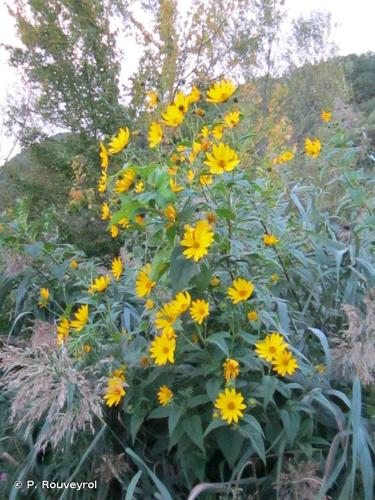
(101, 202), (110, 221)
(57, 317), (70, 347)
(146, 90), (158, 109)
(135, 214), (145, 226)
(224, 111), (240, 128)
(140, 355), (151, 367)
(157, 385), (174, 406)
(173, 291), (191, 315)
(169, 178), (184, 193)
(247, 310), (258, 321)
(83, 344), (92, 353)
(110, 225), (119, 239)
(204, 143), (239, 175)
(206, 79), (236, 104)
(321, 110), (332, 122)
(161, 105), (184, 127)
(168, 166), (179, 176)
(148, 122), (163, 148)
(210, 275), (220, 286)
(112, 257), (123, 281)
(187, 85), (201, 103)
(99, 142), (109, 169)
(119, 218), (130, 229)
(189, 299), (209, 324)
(305, 138), (322, 159)
(199, 174), (213, 186)
(200, 126), (210, 138)
(263, 234), (279, 246)
(188, 141), (202, 163)
(173, 92), (189, 114)
(164, 204), (176, 222)
(135, 180), (144, 193)
(255, 333), (287, 363)
(187, 169), (195, 183)
(111, 367), (126, 381)
(38, 288), (49, 308)
(149, 332), (176, 365)
(212, 124), (225, 140)
(273, 151), (294, 164)
(223, 358), (240, 382)
(180, 220), (214, 262)
(227, 278), (254, 304)
(88, 275), (110, 294)
(271, 274), (279, 283)
(145, 299), (155, 310)
(214, 388), (246, 424)
(70, 304), (89, 332)
(115, 168), (136, 194)
(272, 349), (299, 376)
(176, 144), (187, 152)
(108, 127), (130, 155)
(103, 376), (126, 407)
(155, 301), (179, 333)
(98, 171), (107, 194)
(135, 264), (156, 298)
(315, 363), (326, 374)
(70, 259), (79, 270)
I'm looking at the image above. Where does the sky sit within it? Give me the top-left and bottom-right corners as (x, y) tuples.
(0, 0), (375, 163)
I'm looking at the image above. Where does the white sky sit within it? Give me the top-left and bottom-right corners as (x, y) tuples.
(1, 0), (375, 163)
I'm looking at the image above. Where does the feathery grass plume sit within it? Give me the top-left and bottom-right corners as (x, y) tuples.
(331, 291), (375, 385)
(276, 460), (325, 499)
(31, 320), (55, 349)
(95, 453), (129, 483)
(1, 251), (33, 277)
(0, 345), (104, 451)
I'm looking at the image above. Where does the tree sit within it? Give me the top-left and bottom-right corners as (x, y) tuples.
(5, 0), (125, 142)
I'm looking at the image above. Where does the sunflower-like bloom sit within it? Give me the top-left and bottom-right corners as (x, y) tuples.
(112, 257), (123, 281)
(98, 171), (107, 194)
(148, 122), (163, 148)
(272, 349), (299, 376)
(38, 288), (49, 308)
(114, 168), (136, 194)
(188, 86), (201, 103)
(187, 169), (195, 183)
(103, 376), (126, 407)
(180, 220), (214, 262)
(146, 90), (158, 109)
(210, 276), (220, 287)
(169, 178), (184, 193)
(164, 204), (176, 223)
(321, 110), (332, 123)
(101, 202), (110, 221)
(119, 218), (130, 228)
(247, 310), (258, 322)
(157, 385), (173, 406)
(88, 275), (111, 294)
(161, 105), (185, 127)
(305, 138), (322, 159)
(224, 111), (240, 128)
(204, 143), (239, 175)
(212, 124), (225, 140)
(255, 333), (287, 363)
(223, 358), (240, 382)
(135, 264), (156, 298)
(135, 214), (145, 226)
(214, 388), (246, 424)
(57, 317), (70, 346)
(70, 304), (89, 332)
(189, 299), (209, 324)
(263, 234), (279, 246)
(149, 332), (176, 365)
(135, 180), (144, 193)
(110, 225), (119, 239)
(70, 260), (79, 270)
(200, 126), (210, 138)
(99, 142), (109, 169)
(206, 79), (236, 104)
(154, 301), (179, 333)
(199, 174), (213, 186)
(108, 127), (130, 155)
(145, 299), (154, 310)
(227, 278), (254, 304)
(173, 92), (190, 114)
(273, 151), (294, 164)
(173, 291), (191, 315)
(111, 366), (126, 381)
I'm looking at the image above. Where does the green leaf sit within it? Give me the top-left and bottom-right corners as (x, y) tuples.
(262, 375), (276, 409)
(207, 331), (230, 357)
(168, 405), (184, 436)
(187, 395), (211, 408)
(203, 418), (227, 437)
(280, 410), (300, 446)
(130, 406), (148, 443)
(169, 247), (199, 293)
(239, 422), (266, 464)
(216, 208), (236, 220)
(125, 471), (142, 500)
(206, 378), (222, 402)
(216, 427), (244, 467)
(183, 415), (205, 452)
